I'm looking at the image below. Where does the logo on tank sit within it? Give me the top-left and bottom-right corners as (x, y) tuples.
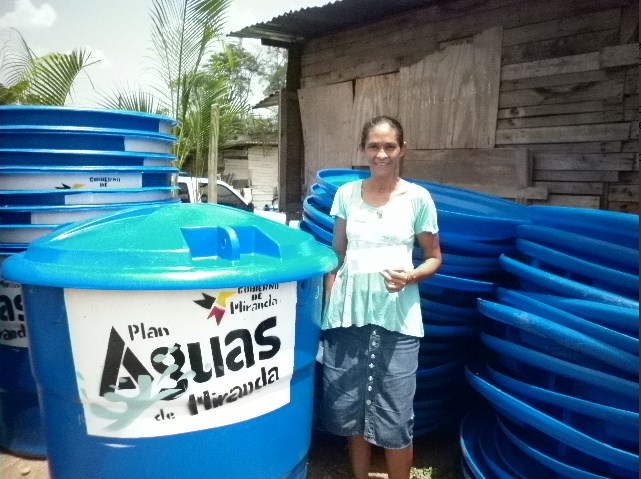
(194, 285), (280, 323)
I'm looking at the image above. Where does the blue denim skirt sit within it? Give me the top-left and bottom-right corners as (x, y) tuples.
(321, 325), (420, 449)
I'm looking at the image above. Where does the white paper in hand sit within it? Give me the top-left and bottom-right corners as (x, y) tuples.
(345, 245), (410, 274)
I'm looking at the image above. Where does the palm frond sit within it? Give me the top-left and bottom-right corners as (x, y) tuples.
(0, 29), (37, 86)
(0, 81), (28, 105)
(98, 83), (168, 115)
(21, 49), (99, 105)
(148, 0), (232, 120)
(177, 67), (247, 170)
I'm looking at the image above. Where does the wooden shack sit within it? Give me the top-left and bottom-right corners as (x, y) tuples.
(232, 0), (639, 215)
(219, 140), (279, 209)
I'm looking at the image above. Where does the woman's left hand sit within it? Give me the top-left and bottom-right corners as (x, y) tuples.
(380, 268), (413, 293)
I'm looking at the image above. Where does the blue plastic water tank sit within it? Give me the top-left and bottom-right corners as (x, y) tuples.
(2, 203), (337, 479)
(0, 251), (46, 457)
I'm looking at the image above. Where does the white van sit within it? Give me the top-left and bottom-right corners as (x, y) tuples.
(177, 175), (252, 210)
(177, 175), (287, 223)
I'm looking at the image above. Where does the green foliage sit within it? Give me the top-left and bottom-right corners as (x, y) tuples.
(98, 83), (168, 115)
(206, 42), (262, 105)
(202, 41), (285, 145)
(0, 81), (28, 105)
(0, 30), (99, 105)
(148, 0), (231, 122)
(242, 112), (278, 144)
(101, 0), (245, 172)
(207, 41), (287, 102)
(259, 47), (286, 97)
(177, 68), (245, 175)
(143, 0), (288, 172)
(22, 50), (99, 105)
(146, 0), (245, 170)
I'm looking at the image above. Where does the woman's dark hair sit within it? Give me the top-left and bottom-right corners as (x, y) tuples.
(359, 116), (405, 150)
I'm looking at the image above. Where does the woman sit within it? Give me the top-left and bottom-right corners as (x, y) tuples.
(321, 116), (442, 479)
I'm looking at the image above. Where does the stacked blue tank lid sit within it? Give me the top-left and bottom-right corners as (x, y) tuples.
(467, 206), (639, 478)
(0, 105), (179, 458)
(0, 106), (180, 250)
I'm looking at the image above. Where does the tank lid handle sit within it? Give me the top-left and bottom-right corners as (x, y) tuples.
(181, 226), (240, 261)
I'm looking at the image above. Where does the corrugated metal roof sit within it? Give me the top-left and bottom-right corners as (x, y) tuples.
(229, 0), (439, 45)
(252, 91), (279, 109)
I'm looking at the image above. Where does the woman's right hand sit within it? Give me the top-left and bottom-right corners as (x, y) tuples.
(380, 268), (413, 293)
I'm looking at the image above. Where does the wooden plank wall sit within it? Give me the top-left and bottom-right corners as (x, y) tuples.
(298, 0), (639, 212)
(496, 28), (638, 210)
(248, 146), (279, 208)
(298, 82), (354, 191)
(402, 148), (548, 201)
(399, 27), (503, 149)
(279, 90), (304, 216)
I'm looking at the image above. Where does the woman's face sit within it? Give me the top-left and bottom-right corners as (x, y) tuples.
(363, 123), (405, 177)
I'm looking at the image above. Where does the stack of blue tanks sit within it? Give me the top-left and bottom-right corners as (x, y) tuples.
(0, 106), (180, 458)
(464, 206), (639, 478)
(303, 168), (532, 436)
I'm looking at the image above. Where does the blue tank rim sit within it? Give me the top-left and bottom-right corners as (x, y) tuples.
(0, 148), (176, 160)
(0, 105), (177, 126)
(465, 363), (638, 471)
(515, 238), (639, 297)
(0, 124), (176, 141)
(495, 416), (622, 479)
(0, 165), (179, 173)
(0, 244), (29, 253)
(0, 186), (178, 195)
(0, 224), (59, 228)
(477, 298), (638, 376)
(499, 254), (639, 310)
(0, 199), (180, 212)
(485, 363), (638, 424)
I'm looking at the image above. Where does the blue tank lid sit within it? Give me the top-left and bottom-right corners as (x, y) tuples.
(0, 105), (177, 131)
(2, 203), (338, 290)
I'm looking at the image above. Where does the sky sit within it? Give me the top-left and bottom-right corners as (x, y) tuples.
(0, 0), (332, 107)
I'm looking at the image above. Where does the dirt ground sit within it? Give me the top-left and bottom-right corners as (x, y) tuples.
(307, 427), (464, 479)
(1, 427), (463, 479)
